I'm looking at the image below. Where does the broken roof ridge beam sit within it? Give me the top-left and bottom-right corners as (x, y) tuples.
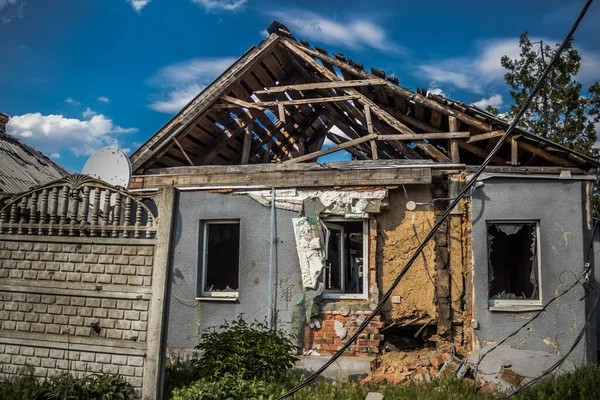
(377, 132), (470, 141)
(253, 79), (387, 94)
(281, 38), (492, 132)
(284, 133), (377, 164)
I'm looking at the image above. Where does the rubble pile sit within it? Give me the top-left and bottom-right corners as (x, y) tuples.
(361, 345), (459, 385)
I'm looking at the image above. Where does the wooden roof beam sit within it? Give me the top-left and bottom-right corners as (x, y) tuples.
(253, 79), (387, 94)
(282, 38), (492, 132)
(284, 133), (377, 164)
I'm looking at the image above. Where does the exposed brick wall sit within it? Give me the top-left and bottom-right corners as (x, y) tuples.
(0, 237), (156, 398)
(308, 311), (383, 356)
(129, 177), (144, 190)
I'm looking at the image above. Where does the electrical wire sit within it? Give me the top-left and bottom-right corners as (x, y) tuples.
(276, 1), (595, 397)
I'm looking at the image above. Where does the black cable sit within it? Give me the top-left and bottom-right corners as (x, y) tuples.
(277, 1), (595, 397)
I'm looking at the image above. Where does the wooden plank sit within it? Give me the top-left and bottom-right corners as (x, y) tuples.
(458, 141), (505, 165)
(138, 167), (433, 188)
(221, 95), (265, 110)
(517, 141), (576, 166)
(511, 137), (518, 166)
(448, 116), (460, 163)
(467, 130), (505, 143)
(370, 140), (379, 160)
(241, 124), (253, 165)
(326, 133), (370, 160)
(283, 39), (492, 132)
(131, 34), (281, 171)
(377, 132), (470, 141)
(172, 138), (194, 166)
(364, 105), (374, 134)
(284, 133), (378, 164)
(251, 95), (360, 107)
(253, 79), (386, 94)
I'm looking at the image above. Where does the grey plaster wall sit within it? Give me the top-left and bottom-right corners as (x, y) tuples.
(471, 177), (594, 364)
(166, 191), (304, 352)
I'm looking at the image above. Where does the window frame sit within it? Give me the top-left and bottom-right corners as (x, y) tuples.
(322, 218), (369, 300)
(486, 220), (542, 308)
(198, 219), (241, 300)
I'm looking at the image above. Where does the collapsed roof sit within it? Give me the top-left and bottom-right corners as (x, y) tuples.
(129, 22), (600, 173)
(0, 113), (69, 194)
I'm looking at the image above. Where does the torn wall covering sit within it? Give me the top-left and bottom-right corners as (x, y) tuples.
(245, 189), (388, 289)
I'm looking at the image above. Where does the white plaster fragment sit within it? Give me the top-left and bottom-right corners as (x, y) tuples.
(245, 189), (388, 215)
(334, 320), (347, 340)
(293, 217), (326, 289)
(309, 238), (321, 250)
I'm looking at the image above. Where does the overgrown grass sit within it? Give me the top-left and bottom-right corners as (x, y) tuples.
(0, 365), (134, 400)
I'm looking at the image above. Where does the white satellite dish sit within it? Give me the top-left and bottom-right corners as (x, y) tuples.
(82, 147), (132, 189)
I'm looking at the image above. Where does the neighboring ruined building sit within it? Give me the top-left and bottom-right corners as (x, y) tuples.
(0, 113), (69, 194)
(0, 21), (598, 396)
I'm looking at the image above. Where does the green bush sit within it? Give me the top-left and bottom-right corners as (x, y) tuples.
(195, 317), (297, 381)
(171, 374), (271, 400)
(164, 355), (204, 399)
(0, 366), (134, 400)
(513, 365), (600, 400)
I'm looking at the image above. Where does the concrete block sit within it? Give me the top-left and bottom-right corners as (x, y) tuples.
(121, 266), (136, 275)
(53, 253), (68, 262)
(48, 243), (62, 252)
(128, 356), (144, 367)
(122, 247), (137, 256)
(17, 260), (32, 270)
(18, 242), (33, 251)
(9, 270), (23, 279)
(105, 265), (120, 274)
(114, 255), (130, 265)
(74, 264), (90, 273)
(107, 245), (122, 255)
(33, 243), (48, 252)
(112, 275), (127, 285)
(62, 244), (77, 252)
(11, 251), (25, 260)
(92, 245), (107, 254)
(124, 310), (140, 321)
(295, 355), (375, 380)
(68, 253), (83, 263)
(99, 255), (114, 264)
(25, 252), (39, 261)
(137, 246), (153, 256)
(39, 252), (54, 261)
(77, 244), (92, 254)
(128, 276), (143, 286)
(83, 254), (98, 263)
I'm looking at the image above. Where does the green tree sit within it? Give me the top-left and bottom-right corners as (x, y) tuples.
(501, 31), (600, 155)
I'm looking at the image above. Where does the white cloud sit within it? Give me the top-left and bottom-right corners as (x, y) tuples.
(472, 94), (503, 110)
(50, 153), (61, 159)
(98, 96), (110, 103)
(127, 0), (151, 13)
(191, 0), (247, 12)
(427, 81), (446, 97)
(0, 0), (24, 24)
(270, 10), (401, 53)
(82, 107), (97, 118)
(148, 57), (236, 114)
(418, 37), (600, 94)
(6, 113), (138, 157)
(65, 97), (81, 106)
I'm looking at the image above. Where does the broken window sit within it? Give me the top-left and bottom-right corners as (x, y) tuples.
(487, 222), (541, 306)
(199, 221), (240, 298)
(322, 220), (367, 299)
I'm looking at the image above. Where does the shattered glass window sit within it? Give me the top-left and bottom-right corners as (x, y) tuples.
(487, 222), (539, 302)
(201, 221), (240, 297)
(323, 220), (365, 296)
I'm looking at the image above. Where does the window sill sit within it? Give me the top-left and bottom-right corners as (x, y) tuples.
(196, 296), (239, 302)
(322, 294), (368, 300)
(489, 305), (543, 312)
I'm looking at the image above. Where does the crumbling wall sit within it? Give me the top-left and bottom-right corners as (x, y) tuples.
(470, 177), (593, 364)
(377, 187), (437, 324)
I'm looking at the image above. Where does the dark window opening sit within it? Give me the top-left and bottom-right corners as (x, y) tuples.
(203, 221), (240, 294)
(323, 220), (365, 295)
(487, 222), (539, 301)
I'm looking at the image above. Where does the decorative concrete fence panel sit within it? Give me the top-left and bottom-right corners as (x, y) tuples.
(0, 175), (175, 399)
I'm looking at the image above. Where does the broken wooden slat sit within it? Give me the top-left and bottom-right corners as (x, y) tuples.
(511, 137), (518, 166)
(253, 79), (386, 94)
(241, 124), (253, 165)
(467, 130), (505, 143)
(517, 141), (577, 166)
(448, 116), (460, 163)
(253, 95), (360, 107)
(220, 94), (265, 110)
(172, 138), (194, 166)
(377, 132), (470, 141)
(284, 133), (377, 164)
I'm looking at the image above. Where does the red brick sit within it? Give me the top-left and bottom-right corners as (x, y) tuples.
(360, 376), (374, 386)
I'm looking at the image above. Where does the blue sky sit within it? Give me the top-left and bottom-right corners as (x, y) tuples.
(0, 0), (599, 171)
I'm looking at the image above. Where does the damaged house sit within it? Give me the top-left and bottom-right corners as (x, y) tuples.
(127, 22), (598, 376)
(0, 22), (598, 397)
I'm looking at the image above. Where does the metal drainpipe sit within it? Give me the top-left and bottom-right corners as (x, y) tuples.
(267, 186), (276, 330)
